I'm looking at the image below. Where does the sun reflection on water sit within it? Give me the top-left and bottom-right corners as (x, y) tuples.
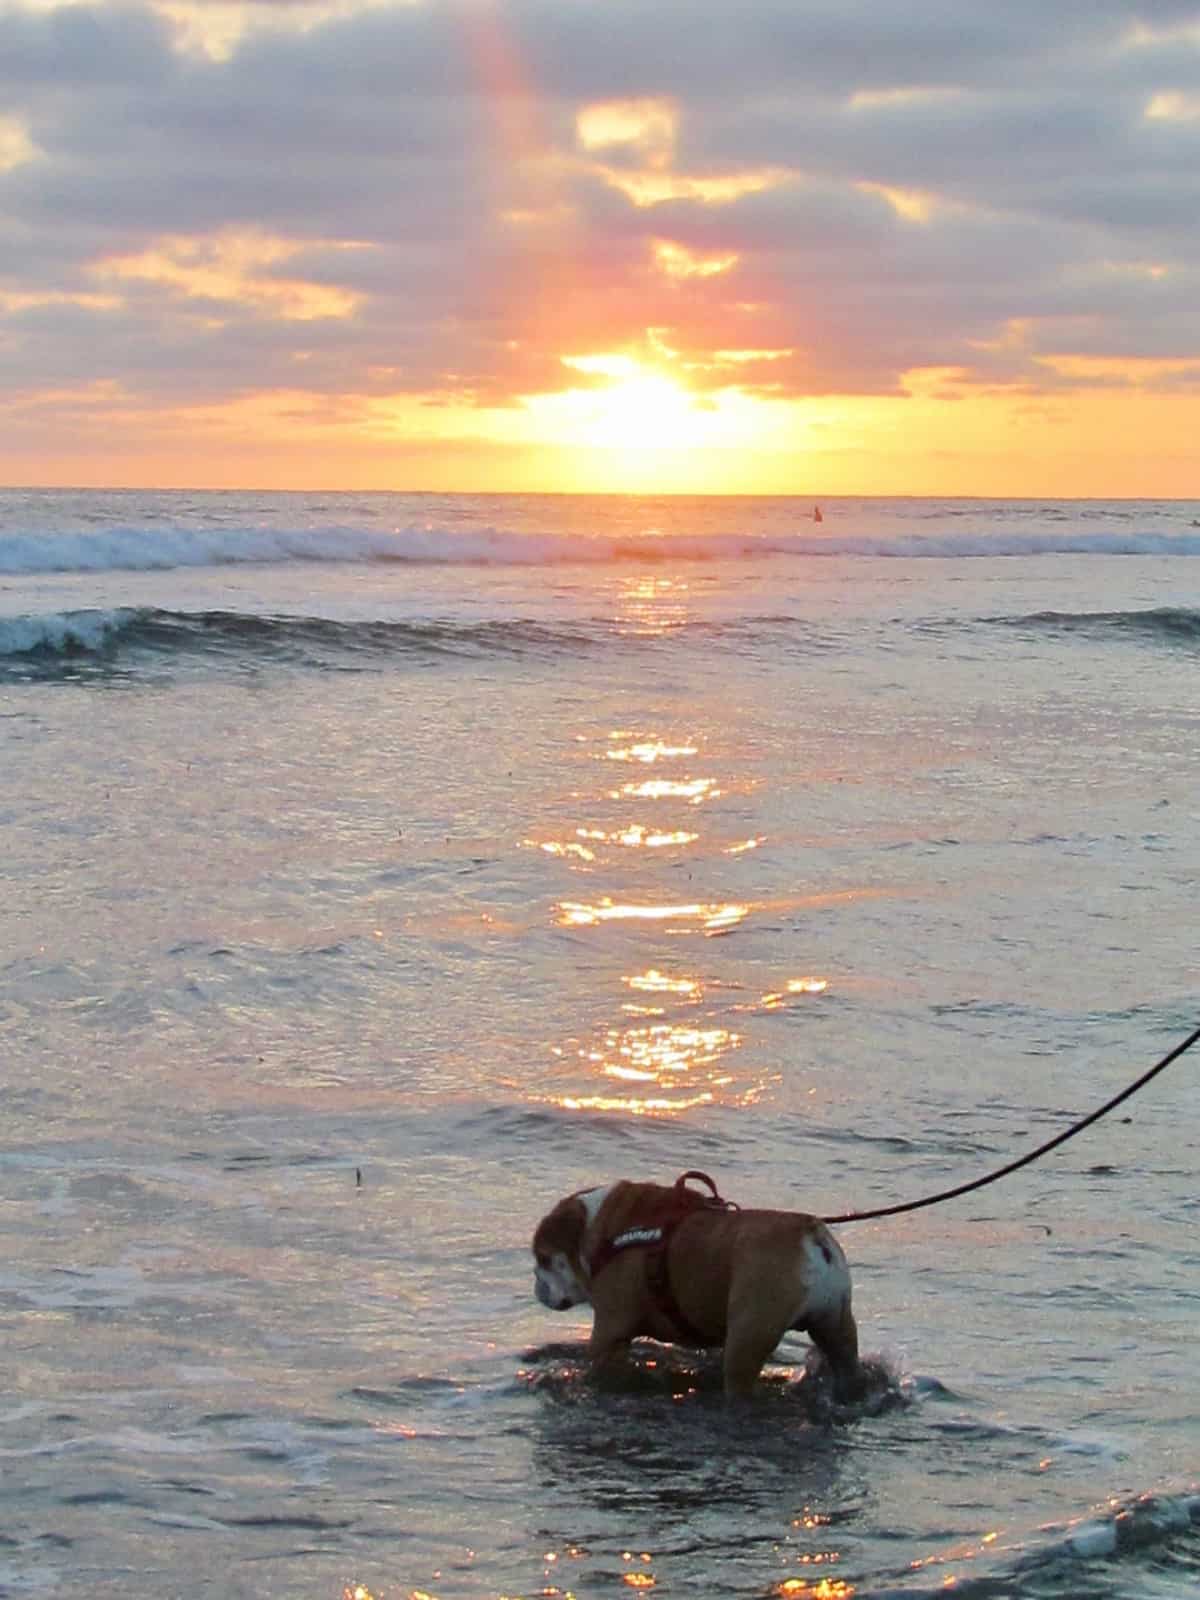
(532, 691), (782, 1116)
(600, 1020), (740, 1079)
(578, 823), (700, 848)
(617, 573), (692, 634)
(528, 837), (597, 860)
(758, 976), (830, 1009)
(605, 739), (699, 762)
(625, 968), (700, 996)
(616, 776), (721, 804)
(543, 985), (769, 1115)
(557, 898), (748, 934)
(776, 1581), (855, 1598)
(525, 823), (700, 856)
(552, 1087), (717, 1115)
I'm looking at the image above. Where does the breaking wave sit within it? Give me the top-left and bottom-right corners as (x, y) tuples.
(989, 607), (1200, 646)
(0, 607), (611, 674)
(896, 1488), (1200, 1598)
(5, 522), (1200, 576)
(5, 601), (1195, 679)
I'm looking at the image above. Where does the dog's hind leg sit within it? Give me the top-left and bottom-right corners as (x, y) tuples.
(804, 1295), (864, 1403)
(723, 1253), (816, 1399)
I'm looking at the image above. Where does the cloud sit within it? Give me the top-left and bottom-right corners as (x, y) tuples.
(2, 0), (1200, 441)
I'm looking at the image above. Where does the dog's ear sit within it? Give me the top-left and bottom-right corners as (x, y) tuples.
(533, 1195), (587, 1261)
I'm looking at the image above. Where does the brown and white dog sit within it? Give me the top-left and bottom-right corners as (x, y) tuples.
(531, 1171), (862, 1401)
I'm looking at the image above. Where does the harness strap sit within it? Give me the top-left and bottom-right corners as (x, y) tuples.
(644, 1235), (712, 1346)
(587, 1171), (738, 1345)
(588, 1223), (665, 1280)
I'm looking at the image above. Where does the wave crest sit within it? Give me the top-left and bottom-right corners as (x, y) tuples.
(5, 522), (1200, 576)
(0, 607), (610, 673)
(902, 1488), (1200, 1598)
(992, 607), (1200, 646)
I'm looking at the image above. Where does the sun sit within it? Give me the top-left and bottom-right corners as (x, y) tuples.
(522, 355), (712, 453)
(518, 355), (798, 489)
(574, 373), (708, 453)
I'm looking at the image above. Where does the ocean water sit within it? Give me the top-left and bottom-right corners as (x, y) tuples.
(1, 487), (1199, 1600)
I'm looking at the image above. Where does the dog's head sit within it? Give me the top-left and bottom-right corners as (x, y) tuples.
(531, 1192), (592, 1311)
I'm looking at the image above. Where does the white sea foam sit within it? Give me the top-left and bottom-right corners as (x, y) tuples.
(0, 608), (138, 657)
(3, 522), (1200, 576)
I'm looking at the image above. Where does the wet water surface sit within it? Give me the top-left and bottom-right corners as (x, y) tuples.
(1, 490), (1198, 1597)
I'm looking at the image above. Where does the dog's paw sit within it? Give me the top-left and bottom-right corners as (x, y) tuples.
(796, 1349), (907, 1417)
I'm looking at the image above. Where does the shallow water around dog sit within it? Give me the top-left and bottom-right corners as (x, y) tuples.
(1, 490), (1198, 1597)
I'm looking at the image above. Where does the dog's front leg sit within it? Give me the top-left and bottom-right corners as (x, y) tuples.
(587, 1309), (637, 1382)
(722, 1311), (783, 1401)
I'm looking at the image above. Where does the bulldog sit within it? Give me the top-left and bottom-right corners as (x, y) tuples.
(532, 1170), (862, 1401)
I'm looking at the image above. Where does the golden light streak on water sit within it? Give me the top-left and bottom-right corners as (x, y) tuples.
(616, 777), (720, 803)
(620, 1552), (657, 1589)
(756, 979), (827, 1010)
(625, 968), (700, 995)
(605, 739), (699, 762)
(525, 837), (597, 860)
(776, 1581), (855, 1598)
(576, 823), (700, 848)
(601, 1021), (740, 1078)
(543, 1003), (753, 1114)
(554, 1090), (715, 1115)
(556, 899), (748, 933)
(704, 903), (748, 934)
(616, 574), (692, 634)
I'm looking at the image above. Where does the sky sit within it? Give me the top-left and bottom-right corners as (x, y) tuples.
(2, 0), (1200, 496)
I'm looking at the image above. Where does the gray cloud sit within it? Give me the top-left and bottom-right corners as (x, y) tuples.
(2, 0), (1199, 416)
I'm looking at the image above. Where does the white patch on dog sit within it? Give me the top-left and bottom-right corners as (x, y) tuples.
(578, 1184), (612, 1230)
(799, 1228), (850, 1321)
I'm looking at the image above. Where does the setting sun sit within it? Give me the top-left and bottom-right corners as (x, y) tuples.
(518, 355), (781, 468)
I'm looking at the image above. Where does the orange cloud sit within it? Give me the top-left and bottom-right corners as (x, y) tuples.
(653, 240), (739, 279)
(91, 231), (365, 321)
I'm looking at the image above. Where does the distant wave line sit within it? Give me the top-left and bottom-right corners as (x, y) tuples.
(5, 524), (1200, 576)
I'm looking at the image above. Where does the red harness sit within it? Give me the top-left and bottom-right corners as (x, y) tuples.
(587, 1170), (739, 1346)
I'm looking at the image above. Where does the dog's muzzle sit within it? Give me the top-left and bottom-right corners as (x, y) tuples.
(535, 1272), (574, 1312)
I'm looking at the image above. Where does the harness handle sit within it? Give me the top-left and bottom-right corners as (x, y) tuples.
(674, 1170), (738, 1209)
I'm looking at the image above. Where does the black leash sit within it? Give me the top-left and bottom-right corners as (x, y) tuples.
(822, 1019), (1200, 1226)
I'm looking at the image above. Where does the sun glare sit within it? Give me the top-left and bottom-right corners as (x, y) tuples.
(546, 372), (705, 452)
(521, 355), (785, 469)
